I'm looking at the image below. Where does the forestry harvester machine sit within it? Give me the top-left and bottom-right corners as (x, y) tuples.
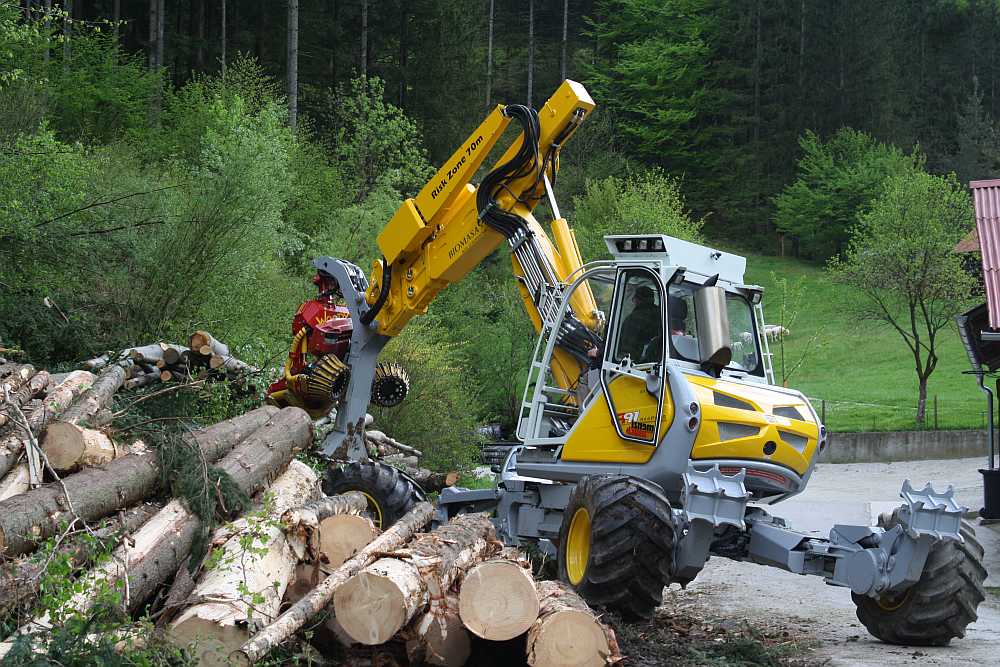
(269, 81), (987, 645)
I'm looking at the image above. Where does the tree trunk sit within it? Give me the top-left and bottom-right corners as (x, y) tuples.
(113, 0), (120, 45)
(169, 460), (319, 665)
(526, 580), (621, 667)
(334, 513), (498, 645)
(197, 0), (205, 69)
(0, 406), (278, 556)
(406, 595), (470, 667)
(54, 363), (127, 426)
(208, 354), (258, 376)
(220, 0), (226, 77)
(0, 502), (160, 619)
(560, 0), (568, 81)
(238, 502), (435, 664)
(366, 429), (422, 458)
(917, 376), (928, 425)
(397, 466), (458, 493)
(0, 370), (93, 479)
(148, 0), (157, 67)
(0, 364), (34, 395)
(63, 0), (71, 71)
(287, 0), (299, 130)
(124, 369), (160, 390)
(156, 0), (165, 73)
(0, 369), (48, 429)
(486, 0), (494, 107)
(360, 0), (367, 79)
(459, 549), (537, 640)
(527, 0), (534, 105)
(0, 409), (313, 655)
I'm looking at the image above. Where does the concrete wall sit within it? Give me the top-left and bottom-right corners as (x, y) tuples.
(820, 429), (989, 463)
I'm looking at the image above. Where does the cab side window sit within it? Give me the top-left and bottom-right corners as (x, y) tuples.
(612, 272), (663, 365)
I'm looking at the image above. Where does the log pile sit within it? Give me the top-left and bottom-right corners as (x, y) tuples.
(0, 350), (622, 667)
(81, 331), (259, 390)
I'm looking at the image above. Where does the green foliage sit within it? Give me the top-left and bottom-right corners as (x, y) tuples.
(306, 76), (434, 201)
(572, 169), (704, 260)
(828, 170), (979, 423)
(587, 0), (716, 165)
(373, 318), (481, 472)
(45, 32), (160, 144)
(773, 129), (922, 260)
(156, 429), (251, 568)
(429, 261), (536, 433)
(0, 0), (40, 88)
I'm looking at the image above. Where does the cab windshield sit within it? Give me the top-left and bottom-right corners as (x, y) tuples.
(668, 282), (763, 376)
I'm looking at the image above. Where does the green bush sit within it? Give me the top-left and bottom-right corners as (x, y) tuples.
(773, 128), (922, 260)
(305, 76), (434, 201)
(372, 318), (481, 472)
(571, 169), (704, 260)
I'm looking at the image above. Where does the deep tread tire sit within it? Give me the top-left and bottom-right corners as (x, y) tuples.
(852, 509), (987, 646)
(323, 461), (426, 530)
(557, 474), (674, 620)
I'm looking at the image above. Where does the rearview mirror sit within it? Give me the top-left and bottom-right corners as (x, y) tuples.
(694, 285), (732, 374)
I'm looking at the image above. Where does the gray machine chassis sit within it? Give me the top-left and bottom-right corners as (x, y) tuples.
(439, 454), (967, 601)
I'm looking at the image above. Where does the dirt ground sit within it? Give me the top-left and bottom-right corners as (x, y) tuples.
(669, 457), (1000, 666)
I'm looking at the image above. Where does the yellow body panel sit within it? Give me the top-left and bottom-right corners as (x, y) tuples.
(561, 374), (674, 463)
(686, 375), (819, 477)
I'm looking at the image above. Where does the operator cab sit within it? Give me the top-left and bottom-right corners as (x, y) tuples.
(518, 234), (774, 448)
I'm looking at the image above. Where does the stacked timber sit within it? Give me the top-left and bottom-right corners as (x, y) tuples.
(0, 407), (313, 657)
(366, 429), (459, 493)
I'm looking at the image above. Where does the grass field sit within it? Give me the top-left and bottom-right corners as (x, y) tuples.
(741, 253), (986, 433)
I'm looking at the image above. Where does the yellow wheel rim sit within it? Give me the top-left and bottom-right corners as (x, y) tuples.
(876, 589), (911, 612)
(359, 491), (384, 530)
(566, 507), (591, 585)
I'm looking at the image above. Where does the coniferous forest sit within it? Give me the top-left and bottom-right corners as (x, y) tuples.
(1, 2), (999, 664)
(2, 0), (995, 448)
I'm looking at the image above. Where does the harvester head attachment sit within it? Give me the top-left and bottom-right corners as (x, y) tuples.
(371, 361), (410, 407)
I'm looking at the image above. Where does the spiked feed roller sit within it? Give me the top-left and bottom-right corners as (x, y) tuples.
(371, 361), (410, 407)
(295, 354), (351, 404)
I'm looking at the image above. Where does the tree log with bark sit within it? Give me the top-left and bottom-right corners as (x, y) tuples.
(40, 364), (130, 473)
(406, 594), (470, 667)
(334, 513), (499, 646)
(0, 370), (94, 479)
(0, 502), (161, 619)
(169, 460), (319, 666)
(526, 580), (621, 667)
(0, 406), (278, 556)
(0, 369), (47, 430)
(238, 501), (435, 665)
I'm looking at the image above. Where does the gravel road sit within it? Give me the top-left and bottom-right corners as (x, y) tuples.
(670, 457), (1000, 666)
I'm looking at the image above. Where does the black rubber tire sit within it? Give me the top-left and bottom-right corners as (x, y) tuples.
(852, 509), (987, 646)
(323, 461), (426, 530)
(557, 474), (674, 620)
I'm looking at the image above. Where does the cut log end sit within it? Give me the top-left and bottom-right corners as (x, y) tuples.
(319, 514), (378, 570)
(42, 422), (119, 474)
(416, 603), (471, 667)
(459, 560), (539, 641)
(170, 616), (250, 667)
(333, 567), (413, 646)
(528, 609), (610, 667)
